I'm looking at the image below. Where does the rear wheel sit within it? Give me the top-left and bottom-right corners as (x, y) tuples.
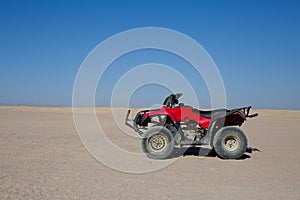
(142, 126), (174, 159)
(213, 127), (247, 159)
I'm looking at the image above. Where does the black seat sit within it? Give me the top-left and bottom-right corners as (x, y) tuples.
(192, 108), (231, 119)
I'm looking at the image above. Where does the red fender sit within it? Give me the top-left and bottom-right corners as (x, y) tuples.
(144, 106), (178, 121)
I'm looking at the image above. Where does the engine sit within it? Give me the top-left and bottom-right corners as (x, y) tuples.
(180, 121), (206, 141)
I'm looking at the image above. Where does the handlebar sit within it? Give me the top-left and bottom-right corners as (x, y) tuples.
(163, 93), (183, 107)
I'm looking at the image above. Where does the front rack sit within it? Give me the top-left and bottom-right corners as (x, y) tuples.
(125, 110), (144, 135)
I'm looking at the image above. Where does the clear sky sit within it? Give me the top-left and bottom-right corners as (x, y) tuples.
(0, 0), (299, 109)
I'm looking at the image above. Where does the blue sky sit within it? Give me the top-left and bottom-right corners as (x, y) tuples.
(0, 0), (299, 109)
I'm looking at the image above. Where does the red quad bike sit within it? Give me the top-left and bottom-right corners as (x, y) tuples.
(125, 93), (258, 159)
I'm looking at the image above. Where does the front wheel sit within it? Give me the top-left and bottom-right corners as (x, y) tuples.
(213, 127), (247, 159)
(141, 126), (174, 159)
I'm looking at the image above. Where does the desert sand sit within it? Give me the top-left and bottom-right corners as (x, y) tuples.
(1, 106), (300, 199)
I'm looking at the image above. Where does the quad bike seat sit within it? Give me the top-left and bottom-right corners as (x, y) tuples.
(192, 108), (232, 119)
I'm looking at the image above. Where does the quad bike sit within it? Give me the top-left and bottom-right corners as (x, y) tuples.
(125, 93), (258, 159)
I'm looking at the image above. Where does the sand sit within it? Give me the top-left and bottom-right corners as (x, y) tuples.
(0, 106), (300, 199)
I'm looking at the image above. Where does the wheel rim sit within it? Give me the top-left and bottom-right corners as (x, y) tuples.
(222, 135), (240, 152)
(147, 133), (168, 153)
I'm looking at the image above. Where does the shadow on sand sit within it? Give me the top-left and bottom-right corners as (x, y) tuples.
(168, 146), (261, 160)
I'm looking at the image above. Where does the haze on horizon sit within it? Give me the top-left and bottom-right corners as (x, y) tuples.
(0, 0), (299, 110)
